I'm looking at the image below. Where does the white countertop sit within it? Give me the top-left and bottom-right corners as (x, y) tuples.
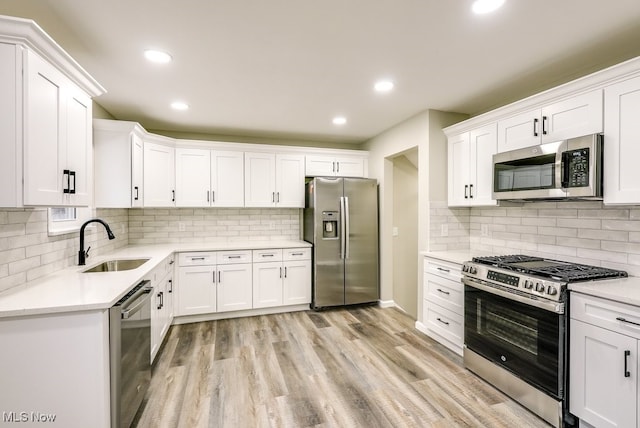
(421, 250), (475, 265)
(0, 240), (311, 319)
(569, 276), (640, 307)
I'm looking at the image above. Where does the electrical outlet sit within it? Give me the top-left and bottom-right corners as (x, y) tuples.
(481, 224), (489, 237)
(178, 222), (186, 232)
(392, 227), (399, 237)
(441, 224), (448, 237)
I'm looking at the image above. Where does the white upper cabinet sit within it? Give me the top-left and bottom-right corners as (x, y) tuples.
(448, 123), (497, 207)
(175, 148), (211, 207)
(211, 150), (244, 207)
(604, 75), (640, 205)
(0, 17), (104, 208)
(175, 148), (244, 207)
(93, 120), (145, 208)
(497, 90), (603, 152)
(305, 154), (367, 177)
(245, 152), (305, 208)
(144, 141), (175, 207)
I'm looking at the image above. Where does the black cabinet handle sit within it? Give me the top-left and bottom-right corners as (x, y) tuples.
(436, 317), (450, 326)
(157, 291), (162, 310)
(436, 288), (450, 295)
(533, 118), (539, 137)
(172, 190), (175, 202)
(437, 267), (450, 273)
(332, 161), (335, 173)
(207, 191), (210, 202)
(625, 350), (631, 377)
(218, 271), (221, 283)
(191, 257), (205, 261)
(336, 162), (340, 172)
(279, 267), (282, 278)
(464, 184), (469, 199)
(284, 267), (287, 278)
(542, 116), (548, 135)
(212, 190), (215, 203)
(69, 171), (76, 194)
(134, 186), (139, 201)
(63, 170), (70, 194)
(276, 192), (280, 203)
(168, 279), (173, 293)
(469, 184), (473, 198)
(616, 317), (640, 327)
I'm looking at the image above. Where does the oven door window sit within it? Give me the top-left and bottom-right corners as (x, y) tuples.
(465, 285), (563, 398)
(494, 153), (556, 193)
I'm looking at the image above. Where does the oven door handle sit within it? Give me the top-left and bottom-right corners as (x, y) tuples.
(463, 277), (564, 314)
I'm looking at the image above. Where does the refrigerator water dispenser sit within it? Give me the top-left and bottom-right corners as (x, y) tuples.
(322, 211), (339, 239)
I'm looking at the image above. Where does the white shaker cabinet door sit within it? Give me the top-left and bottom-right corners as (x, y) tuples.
(23, 50), (66, 206)
(275, 154), (305, 208)
(245, 152), (276, 207)
(541, 90), (603, 143)
(252, 261), (283, 308)
(132, 134), (144, 207)
(283, 260), (311, 305)
(211, 150), (244, 207)
(604, 76), (640, 204)
(64, 87), (92, 206)
(447, 132), (470, 206)
(175, 147), (211, 207)
(497, 109), (541, 153)
(569, 319), (637, 428)
(176, 265), (217, 316)
(144, 142), (175, 207)
(216, 263), (253, 312)
(469, 123), (497, 206)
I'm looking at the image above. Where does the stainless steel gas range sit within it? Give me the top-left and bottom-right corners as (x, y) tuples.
(461, 255), (627, 428)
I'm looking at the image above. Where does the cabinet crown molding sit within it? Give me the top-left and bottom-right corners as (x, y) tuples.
(0, 14), (105, 97)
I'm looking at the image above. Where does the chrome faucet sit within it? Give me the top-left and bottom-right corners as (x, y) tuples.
(78, 219), (116, 265)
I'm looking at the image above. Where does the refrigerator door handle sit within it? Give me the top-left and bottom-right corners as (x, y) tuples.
(344, 196), (350, 259)
(340, 196), (346, 260)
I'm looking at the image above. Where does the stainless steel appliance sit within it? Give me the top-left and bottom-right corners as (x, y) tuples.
(109, 280), (153, 428)
(462, 255), (627, 428)
(303, 177), (379, 309)
(492, 133), (603, 200)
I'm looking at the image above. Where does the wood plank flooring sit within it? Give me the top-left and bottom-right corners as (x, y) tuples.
(133, 306), (550, 427)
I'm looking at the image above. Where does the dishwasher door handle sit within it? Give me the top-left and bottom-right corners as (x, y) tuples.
(121, 281), (152, 319)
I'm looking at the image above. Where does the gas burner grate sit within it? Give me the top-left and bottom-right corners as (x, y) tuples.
(472, 255), (543, 265)
(527, 264), (628, 282)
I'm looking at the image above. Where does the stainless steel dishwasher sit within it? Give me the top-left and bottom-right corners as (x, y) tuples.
(109, 280), (153, 428)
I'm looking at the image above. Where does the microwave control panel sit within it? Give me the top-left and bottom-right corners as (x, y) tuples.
(566, 148), (589, 187)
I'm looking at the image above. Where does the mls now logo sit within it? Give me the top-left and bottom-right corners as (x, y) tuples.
(3, 411), (57, 423)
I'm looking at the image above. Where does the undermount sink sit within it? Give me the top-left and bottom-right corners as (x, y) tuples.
(82, 258), (150, 273)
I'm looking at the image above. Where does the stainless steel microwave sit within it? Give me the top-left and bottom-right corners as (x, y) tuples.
(492, 134), (603, 200)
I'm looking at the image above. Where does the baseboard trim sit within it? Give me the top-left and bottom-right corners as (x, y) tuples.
(172, 304), (310, 325)
(378, 300), (396, 308)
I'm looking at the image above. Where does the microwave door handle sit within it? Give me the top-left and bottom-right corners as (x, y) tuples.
(561, 151), (571, 189)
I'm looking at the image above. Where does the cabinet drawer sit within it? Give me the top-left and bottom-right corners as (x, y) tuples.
(571, 293), (640, 340)
(253, 249), (283, 262)
(424, 257), (462, 282)
(217, 250), (252, 264)
(424, 303), (463, 347)
(178, 252), (216, 266)
(283, 248), (311, 261)
(424, 273), (463, 314)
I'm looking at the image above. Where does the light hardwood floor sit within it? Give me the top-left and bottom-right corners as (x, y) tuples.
(133, 306), (550, 427)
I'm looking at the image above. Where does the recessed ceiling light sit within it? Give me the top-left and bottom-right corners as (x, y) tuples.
(472, 0), (505, 14)
(171, 101), (189, 111)
(374, 80), (394, 93)
(144, 49), (172, 63)
(332, 116), (347, 126)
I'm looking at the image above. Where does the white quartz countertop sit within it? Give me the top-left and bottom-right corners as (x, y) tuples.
(420, 250), (475, 265)
(0, 240), (311, 319)
(569, 276), (640, 307)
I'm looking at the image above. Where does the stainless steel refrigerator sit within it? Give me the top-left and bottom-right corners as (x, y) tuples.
(303, 177), (379, 309)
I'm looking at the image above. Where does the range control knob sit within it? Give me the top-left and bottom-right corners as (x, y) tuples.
(535, 282), (545, 292)
(462, 265), (469, 273)
(523, 280), (533, 289)
(469, 266), (477, 275)
(547, 285), (558, 296)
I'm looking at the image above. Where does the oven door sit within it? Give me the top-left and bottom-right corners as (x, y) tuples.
(464, 281), (564, 399)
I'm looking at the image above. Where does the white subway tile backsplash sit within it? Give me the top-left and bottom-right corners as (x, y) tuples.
(430, 200), (640, 275)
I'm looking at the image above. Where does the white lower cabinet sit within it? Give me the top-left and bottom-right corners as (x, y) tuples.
(216, 263), (252, 312)
(252, 248), (311, 309)
(419, 256), (464, 355)
(177, 264), (217, 316)
(151, 254), (175, 362)
(570, 293), (640, 428)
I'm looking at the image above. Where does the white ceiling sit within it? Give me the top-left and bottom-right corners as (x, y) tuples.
(2, 1), (640, 144)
